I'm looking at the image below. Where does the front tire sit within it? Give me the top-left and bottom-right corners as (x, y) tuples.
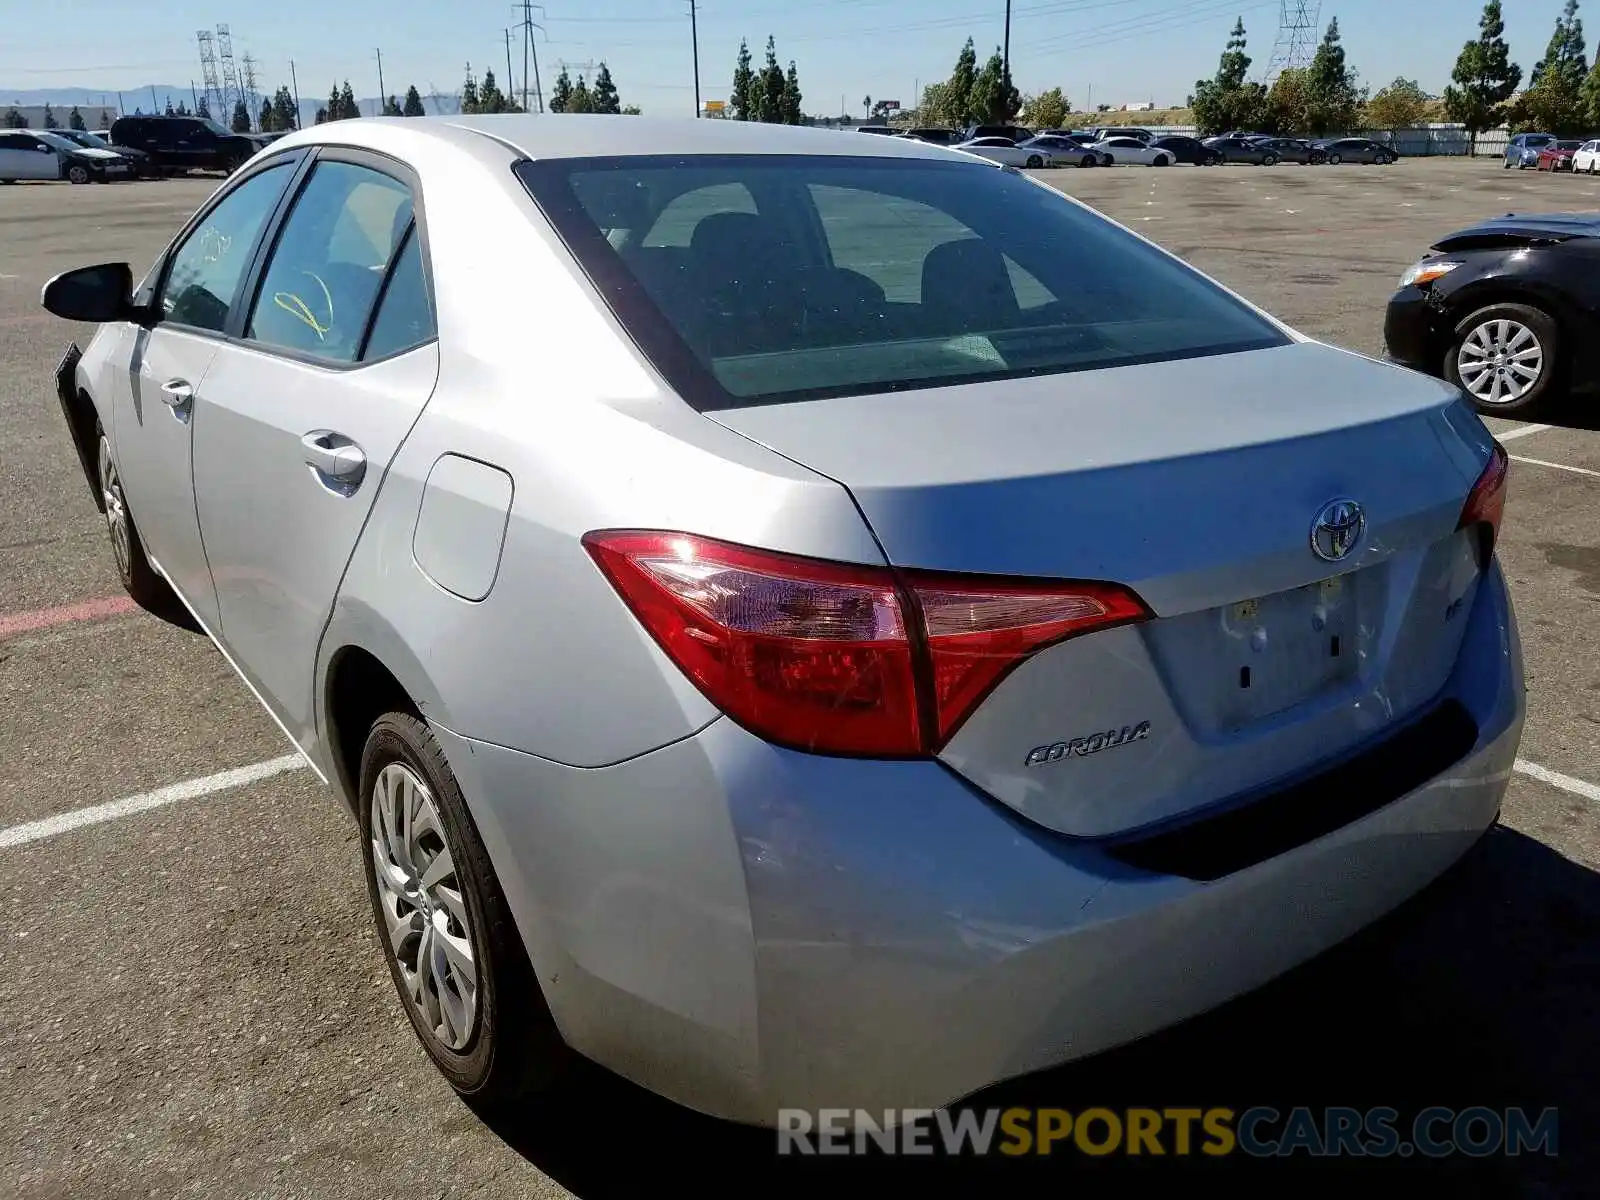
(1444, 302), (1561, 417)
(66, 163), (90, 184)
(1328, 152), (1342, 165)
(1079, 154), (1096, 168)
(1204, 151), (1221, 165)
(1153, 154), (1170, 166)
(1262, 152), (1279, 166)
(1025, 154), (1043, 168)
(360, 711), (572, 1109)
(96, 424), (181, 617)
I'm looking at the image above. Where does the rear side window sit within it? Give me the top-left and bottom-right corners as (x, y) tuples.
(246, 160), (412, 363)
(361, 227), (436, 360)
(519, 155), (1286, 409)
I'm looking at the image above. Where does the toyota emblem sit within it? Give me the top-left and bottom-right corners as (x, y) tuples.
(1310, 498), (1365, 562)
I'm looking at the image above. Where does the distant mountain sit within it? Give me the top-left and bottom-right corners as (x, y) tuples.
(0, 84), (467, 127)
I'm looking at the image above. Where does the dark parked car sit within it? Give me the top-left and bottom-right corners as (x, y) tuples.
(1259, 137), (1326, 165)
(901, 127), (960, 145)
(108, 114), (261, 174)
(856, 124), (898, 136)
(47, 128), (159, 178)
(1202, 135), (1280, 165)
(1384, 212), (1600, 415)
(1316, 137), (1396, 165)
(965, 124), (1033, 143)
(1151, 134), (1220, 165)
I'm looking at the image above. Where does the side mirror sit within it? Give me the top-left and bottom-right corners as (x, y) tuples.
(41, 262), (142, 324)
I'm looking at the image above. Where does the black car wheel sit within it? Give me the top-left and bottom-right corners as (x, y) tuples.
(1328, 152), (1342, 165)
(1445, 303), (1561, 416)
(1079, 154), (1096, 168)
(66, 163), (91, 184)
(1262, 152), (1279, 167)
(359, 711), (573, 1110)
(1153, 154), (1170, 166)
(1025, 154), (1044, 168)
(94, 423), (185, 617)
(1204, 151), (1221, 165)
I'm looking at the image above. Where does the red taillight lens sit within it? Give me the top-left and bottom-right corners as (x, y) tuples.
(1457, 441), (1509, 555)
(910, 578), (1152, 744)
(583, 530), (1149, 757)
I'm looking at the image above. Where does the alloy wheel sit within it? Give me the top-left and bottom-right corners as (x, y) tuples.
(97, 435), (132, 581)
(370, 761), (480, 1052)
(1456, 318), (1544, 406)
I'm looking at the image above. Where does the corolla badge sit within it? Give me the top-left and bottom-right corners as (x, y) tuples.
(1310, 498), (1365, 562)
(1026, 722), (1150, 766)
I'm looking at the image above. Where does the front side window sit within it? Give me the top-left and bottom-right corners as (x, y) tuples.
(520, 154), (1287, 410)
(246, 160), (412, 363)
(160, 160), (293, 332)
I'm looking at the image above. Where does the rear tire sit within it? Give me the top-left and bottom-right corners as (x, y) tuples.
(66, 163), (90, 184)
(1153, 154), (1170, 166)
(1204, 151), (1221, 165)
(1262, 152), (1279, 166)
(1444, 302), (1562, 417)
(1079, 154), (1096, 168)
(1025, 154), (1043, 168)
(359, 711), (573, 1111)
(1328, 152), (1342, 165)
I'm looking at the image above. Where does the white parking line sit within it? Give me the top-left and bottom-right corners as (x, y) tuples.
(1510, 454), (1600, 479)
(0, 754), (307, 850)
(1496, 423), (1553, 442)
(1515, 759), (1600, 804)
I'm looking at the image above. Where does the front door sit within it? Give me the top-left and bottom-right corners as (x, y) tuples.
(111, 157), (299, 630)
(191, 152), (439, 753)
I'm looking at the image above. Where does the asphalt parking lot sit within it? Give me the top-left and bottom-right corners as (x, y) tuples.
(2, 157), (1598, 1198)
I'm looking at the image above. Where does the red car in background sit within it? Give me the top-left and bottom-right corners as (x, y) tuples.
(1536, 139), (1585, 170)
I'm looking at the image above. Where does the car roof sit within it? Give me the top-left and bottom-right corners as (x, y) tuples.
(261, 114), (961, 164)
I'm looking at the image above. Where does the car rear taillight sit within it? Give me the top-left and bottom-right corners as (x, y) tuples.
(583, 531), (1149, 757)
(1457, 441), (1509, 559)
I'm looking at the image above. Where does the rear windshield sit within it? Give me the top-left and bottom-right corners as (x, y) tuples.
(516, 154), (1287, 410)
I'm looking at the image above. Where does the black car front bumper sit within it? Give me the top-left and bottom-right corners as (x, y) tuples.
(1383, 285), (1446, 376)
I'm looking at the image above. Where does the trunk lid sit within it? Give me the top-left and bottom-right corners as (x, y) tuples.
(709, 341), (1494, 838)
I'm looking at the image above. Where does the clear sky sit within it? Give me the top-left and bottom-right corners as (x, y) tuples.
(0, 0), (1576, 116)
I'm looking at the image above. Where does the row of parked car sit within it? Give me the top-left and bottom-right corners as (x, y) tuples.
(1502, 132), (1600, 173)
(860, 122), (1400, 169)
(0, 114), (285, 183)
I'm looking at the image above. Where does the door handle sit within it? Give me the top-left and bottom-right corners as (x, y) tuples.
(301, 430), (367, 493)
(160, 379), (193, 406)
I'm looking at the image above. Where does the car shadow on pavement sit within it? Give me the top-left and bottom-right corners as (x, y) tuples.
(480, 824), (1597, 1198)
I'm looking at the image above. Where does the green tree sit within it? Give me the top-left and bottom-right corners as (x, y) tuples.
(340, 81), (358, 118)
(99, 109), (111, 128)
(1444, 1), (1522, 150)
(232, 99), (251, 131)
(403, 85), (425, 116)
(1303, 17), (1364, 134)
(969, 48), (1021, 123)
(621, 103), (642, 115)
(3, 107), (26, 128)
(460, 70), (480, 115)
(327, 83), (343, 120)
(568, 75), (594, 113)
(731, 39), (755, 121)
(1364, 77), (1427, 128)
(591, 62), (621, 114)
(381, 94), (401, 116)
(479, 69), (508, 113)
(275, 88), (299, 130)
(781, 61), (803, 124)
(947, 38), (978, 126)
(196, 95), (210, 119)
(314, 107), (329, 124)
(1191, 18), (1268, 134)
(757, 37), (785, 122)
(1265, 67), (1311, 133)
(549, 68), (572, 113)
(42, 102), (57, 128)
(1512, 0), (1589, 133)
(1021, 86), (1070, 128)
(164, 98), (176, 116)
(68, 105), (86, 130)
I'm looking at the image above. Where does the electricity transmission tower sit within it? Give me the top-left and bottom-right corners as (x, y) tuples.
(241, 52), (260, 126)
(217, 24), (242, 115)
(196, 30), (224, 116)
(1261, 0), (1321, 87)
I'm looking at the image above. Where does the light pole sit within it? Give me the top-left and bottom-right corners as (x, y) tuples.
(1003, 0), (1012, 80)
(690, 0), (702, 117)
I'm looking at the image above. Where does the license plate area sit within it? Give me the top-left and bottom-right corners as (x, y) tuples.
(1214, 574), (1360, 729)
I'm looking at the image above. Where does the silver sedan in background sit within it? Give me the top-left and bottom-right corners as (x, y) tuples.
(43, 115), (1522, 1124)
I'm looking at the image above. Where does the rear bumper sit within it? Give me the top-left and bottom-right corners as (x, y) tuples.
(436, 559), (1522, 1125)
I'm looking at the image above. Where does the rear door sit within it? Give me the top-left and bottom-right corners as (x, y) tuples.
(190, 148), (439, 753)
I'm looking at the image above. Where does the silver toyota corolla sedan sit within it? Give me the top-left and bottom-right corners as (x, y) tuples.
(43, 115), (1522, 1123)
